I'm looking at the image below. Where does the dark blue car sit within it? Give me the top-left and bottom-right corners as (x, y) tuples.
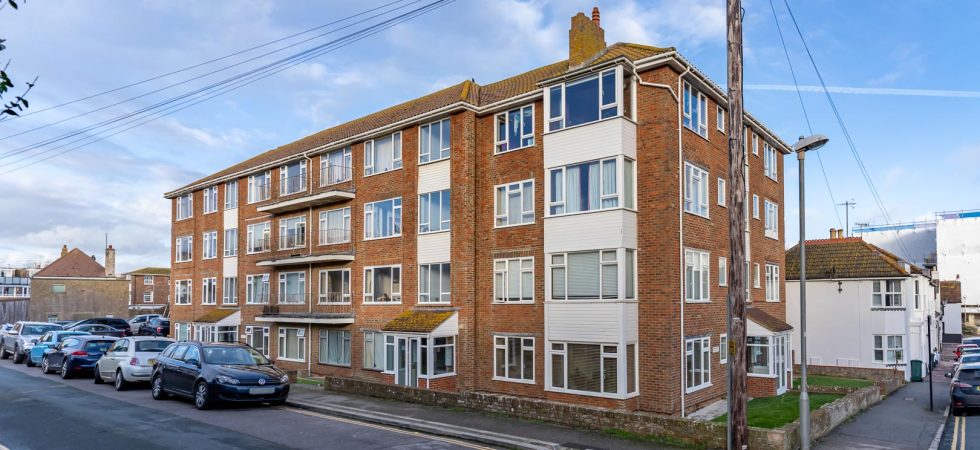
(41, 335), (118, 379)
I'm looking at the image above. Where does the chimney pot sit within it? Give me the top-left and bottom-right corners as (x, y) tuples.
(838, 228), (845, 238)
(592, 6), (600, 26)
(829, 228), (836, 239)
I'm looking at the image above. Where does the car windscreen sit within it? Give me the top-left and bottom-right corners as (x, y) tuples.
(83, 341), (115, 353)
(203, 346), (270, 365)
(23, 325), (61, 335)
(962, 355), (980, 365)
(135, 340), (171, 353)
(57, 333), (84, 342)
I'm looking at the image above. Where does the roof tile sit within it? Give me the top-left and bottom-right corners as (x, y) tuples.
(34, 248), (107, 278)
(785, 237), (919, 280)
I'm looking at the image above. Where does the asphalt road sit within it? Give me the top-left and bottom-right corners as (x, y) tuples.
(941, 412), (978, 450)
(0, 359), (487, 450)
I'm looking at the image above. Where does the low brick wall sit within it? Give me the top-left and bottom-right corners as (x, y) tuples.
(780, 385), (882, 448)
(797, 365), (905, 395)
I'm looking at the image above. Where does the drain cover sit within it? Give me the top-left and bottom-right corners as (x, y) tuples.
(904, 397), (915, 401)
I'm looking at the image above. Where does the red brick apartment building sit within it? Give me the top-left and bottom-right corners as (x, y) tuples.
(164, 9), (792, 416)
(125, 267), (170, 315)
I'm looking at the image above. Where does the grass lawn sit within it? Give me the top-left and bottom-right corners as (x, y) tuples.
(712, 393), (842, 429)
(295, 376), (323, 387)
(792, 374), (873, 389)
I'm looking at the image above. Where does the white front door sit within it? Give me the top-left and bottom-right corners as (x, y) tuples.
(775, 334), (788, 394)
(395, 336), (420, 387)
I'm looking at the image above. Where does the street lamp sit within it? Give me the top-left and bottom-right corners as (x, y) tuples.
(794, 133), (828, 450)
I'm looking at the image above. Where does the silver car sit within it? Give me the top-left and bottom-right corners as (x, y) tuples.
(1, 321), (63, 364)
(94, 336), (174, 390)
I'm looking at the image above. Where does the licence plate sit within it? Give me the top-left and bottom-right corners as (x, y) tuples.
(250, 387), (276, 395)
(148, 359), (155, 366)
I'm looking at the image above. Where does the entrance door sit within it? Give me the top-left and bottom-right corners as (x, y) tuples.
(775, 335), (788, 394)
(395, 336), (419, 387)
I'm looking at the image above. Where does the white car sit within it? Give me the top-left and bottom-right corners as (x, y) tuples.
(128, 314), (161, 329)
(1, 321), (63, 364)
(94, 336), (174, 390)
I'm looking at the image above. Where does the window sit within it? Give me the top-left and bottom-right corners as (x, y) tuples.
(419, 118), (451, 164)
(224, 180), (238, 209)
(203, 186), (218, 214)
(222, 277), (238, 305)
(142, 291), (153, 303)
(278, 272), (306, 304)
(717, 178), (726, 207)
(765, 264), (780, 302)
(143, 275), (153, 285)
(320, 207), (351, 245)
(216, 326), (238, 343)
(319, 329), (351, 366)
(872, 280), (903, 307)
(279, 216), (306, 249)
(548, 157), (623, 215)
(364, 266), (401, 303)
(747, 336), (769, 374)
(547, 67), (619, 131)
(201, 277), (217, 305)
(684, 163), (709, 217)
(246, 326), (270, 357)
(495, 180), (534, 227)
(176, 193), (193, 220)
(364, 198), (402, 239)
(280, 160), (307, 196)
(278, 327), (306, 362)
(764, 142), (778, 180)
(321, 147), (352, 185)
(419, 263), (451, 304)
(175, 323), (190, 341)
(915, 280), (921, 310)
(624, 159), (635, 210)
(319, 269), (350, 304)
(719, 257), (728, 287)
(716, 105), (725, 132)
(683, 82), (708, 138)
(551, 250), (622, 300)
(418, 189), (451, 233)
(364, 131), (402, 176)
(245, 274), (270, 304)
(175, 236), (193, 262)
(363, 331), (385, 370)
(685, 336), (711, 391)
(754, 263), (761, 288)
(494, 336), (534, 382)
(432, 336), (456, 375)
(246, 222), (271, 253)
(495, 105), (534, 153)
(752, 194), (760, 219)
(494, 257), (533, 303)
(685, 249), (710, 302)
(247, 171), (272, 203)
(223, 228), (238, 257)
(174, 280), (192, 305)
(720, 334), (728, 364)
(550, 342), (619, 394)
(753, 133), (759, 156)
(873, 335), (903, 364)
(202, 231), (217, 259)
(764, 200), (779, 239)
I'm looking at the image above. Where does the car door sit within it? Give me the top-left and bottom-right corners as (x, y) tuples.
(174, 345), (202, 394)
(102, 339), (126, 377)
(48, 338), (74, 366)
(161, 344), (187, 392)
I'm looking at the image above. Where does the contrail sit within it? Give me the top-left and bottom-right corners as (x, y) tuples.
(746, 84), (980, 98)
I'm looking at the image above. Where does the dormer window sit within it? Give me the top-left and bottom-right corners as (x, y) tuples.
(546, 67), (621, 132)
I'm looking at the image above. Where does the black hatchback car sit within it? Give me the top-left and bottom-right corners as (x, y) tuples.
(948, 362), (980, 415)
(66, 318), (132, 336)
(137, 318), (170, 337)
(41, 335), (118, 379)
(151, 342), (290, 410)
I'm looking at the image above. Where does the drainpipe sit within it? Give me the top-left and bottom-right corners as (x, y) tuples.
(304, 154), (314, 378)
(675, 66), (691, 417)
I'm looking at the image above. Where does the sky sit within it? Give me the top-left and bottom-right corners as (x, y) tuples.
(0, 0), (978, 272)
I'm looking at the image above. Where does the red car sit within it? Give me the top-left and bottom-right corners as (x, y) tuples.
(955, 344), (979, 360)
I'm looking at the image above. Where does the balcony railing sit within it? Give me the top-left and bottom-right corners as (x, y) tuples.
(319, 228), (351, 246)
(280, 173), (308, 196)
(249, 183), (272, 203)
(278, 292), (307, 305)
(280, 231), (306, 249)
(0, 277), (30, 285)
(256, 303), (355, 324)
(248, 237), (271, 254)
(319, 292), (352, 304)
(321, 164), (352, 187)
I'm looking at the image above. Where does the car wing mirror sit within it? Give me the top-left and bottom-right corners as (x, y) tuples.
(945, 372), (953, 378)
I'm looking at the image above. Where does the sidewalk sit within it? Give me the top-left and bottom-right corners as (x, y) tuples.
(286, 385), (677, 450)
(814, 344), (953, 449)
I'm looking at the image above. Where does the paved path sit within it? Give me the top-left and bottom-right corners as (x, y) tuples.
(0, 358), (486, 450)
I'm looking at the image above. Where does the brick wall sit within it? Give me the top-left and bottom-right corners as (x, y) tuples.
(128, 274), (170, 310)
(30, 277), (130, 322)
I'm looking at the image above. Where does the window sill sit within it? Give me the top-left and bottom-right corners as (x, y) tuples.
(319, 240), (351, 246)
(318, 302), (352, 306)
(545, 206), (636, 220)
(683, 210), (710, 220)
(494, 144), (535, 155)
(278, 246), (308, 251)
(320, 179), (353, 188)
(748, 373), (776, 379)
(492, 300), (535, 305)
(277, 358), (305, 363)
(175, 260), (193, 264)
(277, 303), (306, 306)
(246, 250), (271, 255)
(173, 303), (191, 306)
(422, 372), (456, 380)
(494, 221), (536, 229)
(202, 256), (218, 260)
(683, 126), (710, 142)
(222, 303), (238, 307)
(280, 189), (309, 197)
(546, 386), (630, 399)
(223, 205), (238, 211)
(418, 302), (452, 306)
(223, 254), (238, 258)
(203, 210), (219, 215)
(363, 235), (402, 242)
(685, 299), (712, 304)
(492, 376), (536, 385)
(175, 217), (193, 222)
(363, 302), (402, 306)
(317, 362), (351, 368)
(363, 167), (404, 179)
(418, 157), (450, 167)
(418, 229), (450, 236)
(245, 302), (271, 306)
(546, 299), (637, 304)
(685, 382), (713, 394)
(765, 174), (778, 183)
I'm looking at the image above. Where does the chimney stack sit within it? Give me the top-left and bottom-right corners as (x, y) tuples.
(60, 244), (68, 257)
(568, 7), (606, 67)
(105, 244), (116, 278)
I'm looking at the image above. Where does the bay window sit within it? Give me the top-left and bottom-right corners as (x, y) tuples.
(279, 216), (306, 249)
(432, 336), (455, 375)
(321, 147), (352, 186)
(494, 257), (533, 303)
(551, 249), (634, 300)
(364, 131), (402, 176)
(419, 189), (450, 233)
(364, 198), (402, 239)
(685, 249), (710, 302)
(247, 171), (271, 203)
(319, 269), (350, 304)
(280, 160), (307, 196)
(546, 67), (620, 131)
(495, 180), (534, 227)
(685, 336), (711, 391)
(278, 272), (305, 304)
(419, 118), (451, 164)
(872, 280), (903, 307)
(494, 336), (534, 382)
(550, 342), (620, 394)
(364, 265), (401, 303)
(747, 336), (770, 374)
(419, 263), (450, 304)
(495, 105), (534, 153)
(549, 156), (633, 216)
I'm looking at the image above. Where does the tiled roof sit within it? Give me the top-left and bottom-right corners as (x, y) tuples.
(941, 280), (962, 304)
(747, 306), (793, 333)
(382, 309), (454, 333)
(193, 309), (238, 323)
(785, 237), (917, 280)
(34, 248), (106, 278)
(127, 267), (170, 276)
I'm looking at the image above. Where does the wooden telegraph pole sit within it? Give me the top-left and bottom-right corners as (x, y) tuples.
(725, 0), (748, 448)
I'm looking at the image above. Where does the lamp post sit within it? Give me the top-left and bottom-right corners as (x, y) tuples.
(794, 134), (829, 450)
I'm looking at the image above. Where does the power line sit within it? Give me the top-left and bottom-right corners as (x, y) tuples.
(766, 0), (843, 231)
(781, 0), (915, 261)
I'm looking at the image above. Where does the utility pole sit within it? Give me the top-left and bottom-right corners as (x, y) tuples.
(837, 200), (856, 236)
(928, 314), (934, 412)
(725, 0), (748, 448)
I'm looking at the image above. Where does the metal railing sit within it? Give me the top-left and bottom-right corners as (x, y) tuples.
(319, 228), (351, 246)
(248, 237), (271, 253)
(320, 164), (352, 187)
(250, 183), (271, 202)
(0, 277), (30, 285)
(318, 292), (351, 304)
(280, 231), (306, 249)
(280, 173), (308, 196)
(278, 292), (306, 305)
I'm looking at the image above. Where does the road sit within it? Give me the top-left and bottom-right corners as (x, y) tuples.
(0, 359), (488, 450)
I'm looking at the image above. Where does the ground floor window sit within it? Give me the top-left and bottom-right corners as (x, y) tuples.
(363, 330), (385, 370)
(874, 335), (903, 364)
(494, 336), (534, 382)
(246, 326), (269, 357)
(175, 323), (190, 341)
(685, 336), (710, 392)
(319, 329), (351, 366)
(431, 336), (455, 375)
(217, 326), (237, 343)
(550, 342), (619, 394)
(194, 324), (217, 342)
(278, 327), (306, 361)
(747, 336), (769, 374)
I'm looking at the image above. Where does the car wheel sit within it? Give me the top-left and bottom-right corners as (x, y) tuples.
(194, 382), (211, 410)
(12, 346), (23, 364)
(41, 356), (52, 374)
(114, 369), (128, 391)
(0, 347), (8, 360)
(25, 357), (35, 368)
(93, 365), (104, 384)
(60, 359), (72, 379)
(151, 375), (168, 400)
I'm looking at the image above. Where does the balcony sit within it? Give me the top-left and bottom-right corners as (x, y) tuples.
(247, 237), (271, 255)
(255, 304), (354, 325)
(256, 244), (354, 267)
(257, 165), (354, 215)
(319, 228), (351, 246)
(279, 173), (307, 197)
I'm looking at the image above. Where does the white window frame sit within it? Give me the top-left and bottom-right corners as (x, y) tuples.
(279, 160), (308, 196)
(224, 180), (238, 209)
(495, 104), (535, 153)
(320, 147), (353, 186)
(363, 330), (386, 371)
(682, 81), (708, 139)
(548, 342), (622, 396)
(319, 206), (351, 245)
(202, 186), (218, 214)
(719, 257), (728, 287)
(142, 291), (153, 303)
(418, 189), (451, 234)
(246, 222), (271, 254)
(364, 197), (402, 240)
(278, 215), (307, 250)
(547, 156), (628, 217)
(201, 277), (217, 305)
(550, 250), (623, 301)
(873, 335), (904, 364)
(685, 249), (710, 303)
(684, 162), (709, 218)
(493, 336), (535, 383)
(764, 142), (778, 180)
(202, 231), (217, 260)
(493, 257), (534, 303)
(318, 269), (351, 304)
(364, 131), (403, 176)
(143, 275), (153, 285)
(319, 329), (352, 367)
(717, 178), (726, 207)
(175, 235), (193, 263)
(363, 265), (401, 304)
(685, 336), (711, 392)
(753, 263), (761, 288)
(545, 67), (621, 132)
(764, 200), (779, 239)
(494, 180), (535, 227)
(176, 193), (193, 220)
(246, 171), (272, 204)
(716, 105), (725, 133)
(872, 280), (904, 307)
(245, 274), (270, 305)
(223, 228), (238, 257)
(418, 263), (451, 304)
(765, 264), (781, 302)
(174, 280), (192, 305)
(222, 276), (238, 305)
(753, 133), (759, 156)
(277, 327), (306, 362)
(719, 334), (728, 364)
(419, 118), (451, 164)
(245, 326), (270, 357)
(278, 271), (306, 305)
(752, 194), (760, 219)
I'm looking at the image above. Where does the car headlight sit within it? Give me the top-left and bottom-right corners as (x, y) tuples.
(280, 374), (290, 384)
(216, 375), (240, 385)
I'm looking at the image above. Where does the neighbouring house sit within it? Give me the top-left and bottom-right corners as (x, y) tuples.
(30, 245), (129, 322)
(126, 267), (171, 314)
(941, 279), (963, 342)
(0, 267), (34, 323)
(163, 7), (793, 415)
(786, 230), (941, 381)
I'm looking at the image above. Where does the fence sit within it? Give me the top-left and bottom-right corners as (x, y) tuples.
(0, 299), (28, 324)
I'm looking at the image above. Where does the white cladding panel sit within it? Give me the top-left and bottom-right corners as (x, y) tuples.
(546, 301), (633, 343)
(417, 232), (451, 264)
(223, 208), (238, 227)
(418, 159), (451, 193)
(544, 209), (637, 254)
(543, 117), (636, 168)
(223, 256), (238, 277)
(624, 301), (638, 342)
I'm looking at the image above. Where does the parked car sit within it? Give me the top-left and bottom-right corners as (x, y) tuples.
(947, 363), (980, 415)
(129, 314), (161, 329)
(0, 323), (13, 348)
(27, 330), (91, 367)
(955, 344), (978, 360)
(52, 321), (74, 327)
(964, 337), (980, 347)
(68, 324), (126, 338)
(95, 336), (174, 390)
(64, 318), (132, 336)
(151, 342), (290, 410)
(40, 335), (117, 378)
(137, 318), (170, 337)
(1, 321), (63, 364)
